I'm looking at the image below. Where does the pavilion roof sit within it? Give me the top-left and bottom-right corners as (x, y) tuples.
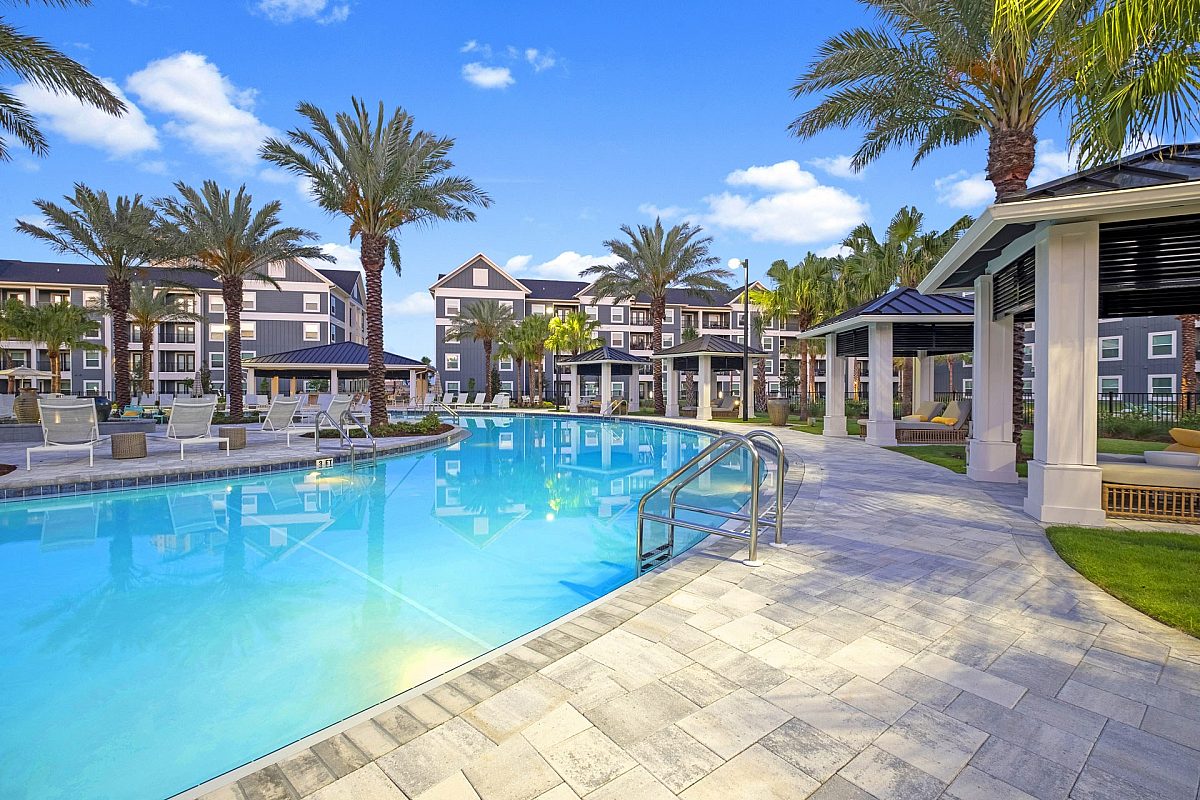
(558, 346), (649, 365)
(651, 334), (767, 358)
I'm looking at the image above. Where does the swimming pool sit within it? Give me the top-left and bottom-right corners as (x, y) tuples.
(0, 415), (756, 800)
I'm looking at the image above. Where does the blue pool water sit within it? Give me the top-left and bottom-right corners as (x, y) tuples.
(0, 415), (755, 800)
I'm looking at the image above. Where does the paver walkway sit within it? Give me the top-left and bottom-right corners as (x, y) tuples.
(203, 424), (1200, 800)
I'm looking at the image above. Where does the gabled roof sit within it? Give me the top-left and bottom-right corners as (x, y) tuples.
(1024, 143), (1200, 200)
(558, 346), (650, 365)
(428, 253), (530, 294)
(245, 341), (425, 368)
(0, 259), (222, 289)
(316, 268), (362, 297)
(653, 334), (767, 357)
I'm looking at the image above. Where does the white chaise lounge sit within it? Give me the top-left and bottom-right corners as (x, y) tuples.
(27, 397), (105, 470)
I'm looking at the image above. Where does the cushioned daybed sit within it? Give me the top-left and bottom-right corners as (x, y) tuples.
(1101, 427), (1200, 522)
(894, 400), (972, 444)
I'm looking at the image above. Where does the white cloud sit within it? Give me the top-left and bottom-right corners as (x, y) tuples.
(934, 170), (994, 209)
(319, 242), (360, 269)
(808, 154), (863, 180)
(460, 40), (491, 57)
(504, 254), (532, 271)
(1028, 139), (1075, 187)
(385, 291), (435, 316)
(525, 48), (556, 72)
(127, 52), (275, 167)
(462, 63), (514, 89)
(638, 203), (689, 221)
(509, 251), (621, 281)
(701, 161), (868, 244)
(12, 78), (159, 158)
(139, 159), (168, 175)
(817, 243), (851, 258)
(256, 0), (350, 23)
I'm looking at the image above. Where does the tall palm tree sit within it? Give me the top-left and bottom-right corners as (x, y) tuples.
(125, 282), (204, 397)
(16, 185), (159, 408)
(0, 0), (125, 161)
(15, 302), (103, 393)
(498, 324), (529, 399)
(155, 181), (328, 418)
(446, 300), (514, 397)
(260, 99), (491, 426)
(583, 218), (731, 414)
(519, 314), (552, 400)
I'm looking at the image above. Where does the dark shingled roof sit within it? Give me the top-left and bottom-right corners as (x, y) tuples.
(520, 278), (588, 300)
(0, 259), (221, 289)
(316, 268), (361, 296)
(558, 346), (649, 365)
(654, 334), (767, 357)
(246, 341), (424, 367)
(1024, 143), (1200, 200)
(811, 286), (973, 332)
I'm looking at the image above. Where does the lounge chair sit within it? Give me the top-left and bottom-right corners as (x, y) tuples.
(899, 400), (945, 423)
(0, 394), (16, 420)
(159, 393), (175, 409)
(894, 399), (972, 443)
(492, 393), (511, 409)
(120, 404), (144, 420)
(158, 398), (229, 459)
(711, 395), (737, 419)
(443, 392), (461, 408)
(252, 396), (304, 446)
(27, 398), (106, 470)
(462, 392), (486, 409)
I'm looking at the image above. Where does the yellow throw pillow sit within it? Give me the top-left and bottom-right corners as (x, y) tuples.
(1170, 428), (1200, 449)
(930, 416), (957, 426)
(1166, 442), (1200, 454)
(901, 414), (927, 422)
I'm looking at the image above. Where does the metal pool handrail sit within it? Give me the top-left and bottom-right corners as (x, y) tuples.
(314, 409), (377, 468)
(430, 401), (460, 421)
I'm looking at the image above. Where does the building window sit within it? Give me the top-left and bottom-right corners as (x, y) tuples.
(82, 290), (102, 309)
(303, 293), (321, 313)
(1099, 336), (1122, 361)
(661, 333), (674, 348)
(764, 361), (774, 375)
(243, 292), (256, 311)
(498, 356), (513, 371)
(445, 298), (460, 316)
(210, 295), (225, 313)
(665, 308), (675, 324)
(1099, 376), (1121, 394)
(499, 300), (513, 312)
(303, 323), (320, 341)
(445, 353), (460, 371)
(242, 350), (255, 361)
(80, 379), (101, 395)
(768, 382), (780, 395)
(531, 303), (545, 315)
(1022, 378), (1033, 392)
(610, 306), (625, 323)
(611, 331), (625, 348)
(1149, 374), (1176, 394)
(611, 381), (624, 397)
(209, 326), (225, 342)
(762, 337), (773, 351)
(268, 262), (286, 278)
(472, 267), (488, 287)
(501, 380), (514, 393)
(240, 321), (256, 340)
(445, 380), (460, 393)
(1148, 331), (1176, 358)
(210, 352), (225, 370)
(585, 306), (598, 320)
(84, 319), (102, 340)
(84, 350), (101, 369)
(962, 378), (974, 395)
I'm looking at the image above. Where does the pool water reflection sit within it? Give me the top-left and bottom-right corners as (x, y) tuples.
(0, 415), (754, 800)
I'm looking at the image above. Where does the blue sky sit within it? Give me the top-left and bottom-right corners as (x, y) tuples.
(0, 0), (1078, 359)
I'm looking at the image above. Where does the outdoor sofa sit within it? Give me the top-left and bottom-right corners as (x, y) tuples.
(894, 400), (971, 444)
(1101, 427), (1200, 522)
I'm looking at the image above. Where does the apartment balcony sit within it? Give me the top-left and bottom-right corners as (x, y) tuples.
(629, 312), (652, 327)
(702, 314), (731, 329)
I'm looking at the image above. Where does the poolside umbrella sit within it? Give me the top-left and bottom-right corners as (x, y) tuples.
(0, 366), (55, 385)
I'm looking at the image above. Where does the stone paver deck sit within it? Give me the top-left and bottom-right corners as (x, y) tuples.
(195, 423), (1200, 800)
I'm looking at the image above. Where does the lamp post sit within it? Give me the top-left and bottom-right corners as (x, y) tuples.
(729, 258), (750, 421)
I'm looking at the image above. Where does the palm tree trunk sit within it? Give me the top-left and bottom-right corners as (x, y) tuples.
(360, 233), (388, 428)
(49, 349), (60, 394)
(651, 296), (665, 414)
(108, 276), (131, 408)
(142, 332), (153, 397)
(853, 359), (862, 399)
(798, 341), (809, 415)
(224, 278), (244, 418)
(754, 358), (766, 414)
(483, 340), (493, 396)
(901, 359), (913, 415)
(947, 358), (955, 391)
(988, 127), (1037, 201)
(1179, 315), (1197, 397)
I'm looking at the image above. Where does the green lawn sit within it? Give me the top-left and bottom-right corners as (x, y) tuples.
(1047, 526), (1200, 638)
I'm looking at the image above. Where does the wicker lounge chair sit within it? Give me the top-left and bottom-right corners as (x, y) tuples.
(894, 400), (972, 444)
(899, 401), (945, 423)
(158, 398), (229, 459)
(27, 397), (105, 470)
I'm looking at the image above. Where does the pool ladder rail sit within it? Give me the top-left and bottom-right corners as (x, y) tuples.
(314, 409), (378, 468)
(430, 401), (460, 422)
(635, 429), (789, 573)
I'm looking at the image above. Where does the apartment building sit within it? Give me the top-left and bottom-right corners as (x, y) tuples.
(0, 258), (366, 396)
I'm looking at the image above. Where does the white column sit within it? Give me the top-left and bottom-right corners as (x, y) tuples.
(600, 362), (612, 412)
(697, 355), (713, 421)
(967, 274), (1018, 483)
(665, 358), (679, 417)
(914, 350), (934, 406)
(823, 333), (847, 437)
(865, 323), (897, 446)
(628, 376), (640, 412)
(329, 368), (339, 395)
(245, 368), (256, 398)
(568, 365), (580, 412)
(1025, 222), (1105, 524)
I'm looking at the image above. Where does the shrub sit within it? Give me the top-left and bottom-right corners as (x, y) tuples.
(309, 412), (452, 438)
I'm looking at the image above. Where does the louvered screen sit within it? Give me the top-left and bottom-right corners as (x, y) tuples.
(992, 249), (1035, 320)
(1099, 214), (1200, 317)
(835, 328), (869, 357)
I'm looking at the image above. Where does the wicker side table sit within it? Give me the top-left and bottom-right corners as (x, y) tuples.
(111, 431), (147, 460)
(218, 426), (247, 450)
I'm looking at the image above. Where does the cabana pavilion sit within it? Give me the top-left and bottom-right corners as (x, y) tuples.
(920, 143), (1200, 524)
(559, 346), (649, 413)
(651, 335), (767, 421)
(799, 287), (974, 446)
(244, 342), (431, 399)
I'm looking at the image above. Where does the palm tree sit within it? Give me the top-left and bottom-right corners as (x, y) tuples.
(584, 218), (731, 414)
(0, 1), (125, 161)
(1180, 315), (1198, 397)
(16, 185), (159, 408)
(446, 300), (514, 397)
(15, 302), (103, 393)
(498, 325), (528, 399)
(155, 181), (328, 418)
(125, 282), (204, 397)
(260, 99), (491, 426)
(519, 314), (552, 401)
(547, 311), (602, 356)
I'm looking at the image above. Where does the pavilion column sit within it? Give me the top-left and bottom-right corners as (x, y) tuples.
(568, 365), (580, 413)
(865, 322), (897, 446)
(697, 355), (713, 421)
(823, 333), (847, 437)
(330, 368), (339, 395)
(665, 358), (679, 417)
(270, 375), (279, 397)
(601, 362), (613, 412)
(289, 377), (297, 396)
(1025, 221), (1105, 524)
(967, 274), (1018, 483)
(245, 368), (256, 398)
(914, 350), (934, 406)
(629, 375), (640, 412)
